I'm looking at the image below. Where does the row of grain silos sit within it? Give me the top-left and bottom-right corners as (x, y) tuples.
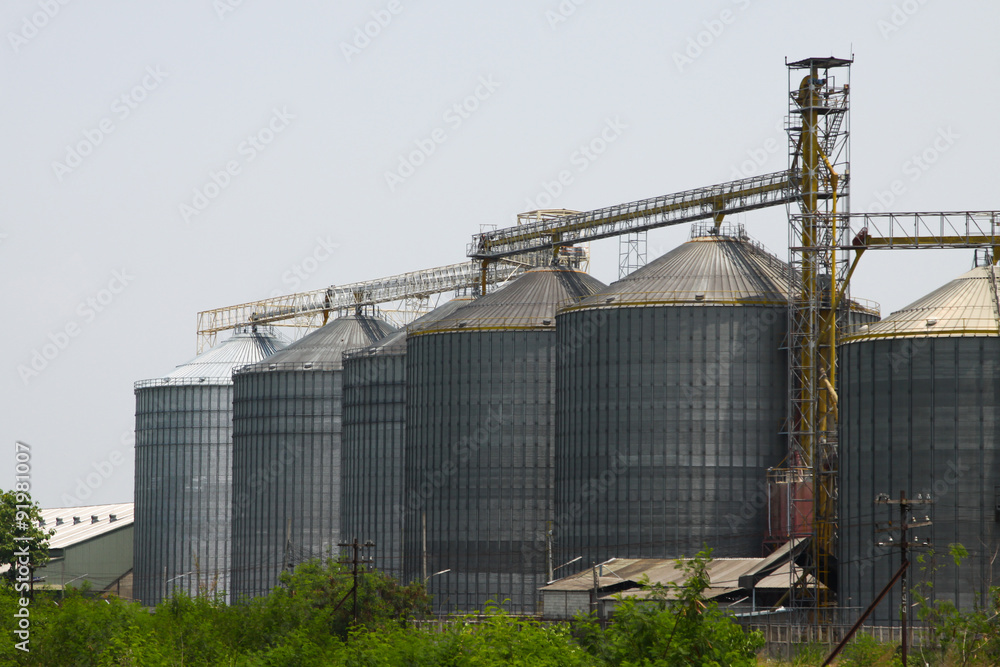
(132, 225), (1000, 619)
(130, 228), (817, 613)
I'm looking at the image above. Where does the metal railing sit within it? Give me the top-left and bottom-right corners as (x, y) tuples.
(468, 170), (812, 260)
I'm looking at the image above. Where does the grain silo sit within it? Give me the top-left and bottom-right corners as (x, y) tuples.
(230, 310), (395, 601)
(840, 264), (1000, 621)
(403, 266), (606, 614)
(555, 225), (792, 567)
(133, 325), (285, 606)
(340, 296), (473, 580)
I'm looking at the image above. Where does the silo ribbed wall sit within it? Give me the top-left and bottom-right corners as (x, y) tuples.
(133, 326), (284, 606)
(404, 329), (555, 613)
(134, 383), (234, 605)
(555, 303), (787, 565)
(840, 337), (1000, 621)
(341, 352), (406, 578)
(230, 367), (342, 600)
(230, 314), (395, 601)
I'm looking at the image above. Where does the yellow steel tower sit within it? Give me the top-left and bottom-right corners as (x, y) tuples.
(784, 56), (852, 609)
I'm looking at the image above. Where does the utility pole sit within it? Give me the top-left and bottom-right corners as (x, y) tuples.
(337, 538), (374, 625)
(822, 490), (932, 667)
(876, 491), (932, 666)
(282, 517), (293, 573)
(591, 562), (600, 617)
(546, 521), (553, 583)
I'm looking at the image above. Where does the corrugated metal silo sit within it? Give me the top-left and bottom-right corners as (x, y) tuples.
(555, 226), (792, 567)
(404, 266), (606, 614)
(341, 297), (473, 580)
(840, 265), (1000, 620)
(133, 325), (285, 606)
(230, 311), (395, 601)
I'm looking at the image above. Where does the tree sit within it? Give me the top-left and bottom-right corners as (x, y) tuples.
(912, 543), (1000, 666)
(577, 548), (764, 667)
(0, 489), (54, 588)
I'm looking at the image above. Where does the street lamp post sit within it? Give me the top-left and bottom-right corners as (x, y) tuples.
(162, 571), (194, 603)
(424, 568), (450, 585)
(548, 556), (582, 583)
(61, 573), (89, 600)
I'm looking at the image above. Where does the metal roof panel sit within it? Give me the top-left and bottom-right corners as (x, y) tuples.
(567, 231), (792, 312)
(845, 265), (1000, 340)
(38, 503), (134, 550)
(411, 266), (606, 334)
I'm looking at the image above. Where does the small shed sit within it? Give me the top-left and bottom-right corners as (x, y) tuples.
(540, 539), (814, 620)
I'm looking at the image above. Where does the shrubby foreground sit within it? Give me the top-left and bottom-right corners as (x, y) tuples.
(0, 550), (765, 666)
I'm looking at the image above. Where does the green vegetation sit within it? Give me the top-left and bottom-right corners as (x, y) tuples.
(0, 489), (54, 587)
(0, 548), (767, 666)
(575, 549), (764, 666)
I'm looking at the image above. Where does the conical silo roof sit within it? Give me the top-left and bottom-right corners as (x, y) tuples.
(410, 266), (606, 335)
(344, 296), (475, 358)
(567, 229), (791, 312)
(845, 265), (1000, 341)
(240, 312), (396, 372)
(136, 326), (286, 387)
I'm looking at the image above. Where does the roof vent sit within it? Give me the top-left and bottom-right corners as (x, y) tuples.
(303, 362), (313, 370)
(926, 318), (938, 327)
(457, 322), (467, 328)
(109, 514), (117, 522)
(695, 293), (705, 301)
(91, 515), (99, 524)
(73, 517), (81, 525)
(542, 319), (551, 325)
(268, 363), (277, 370)
(605, 297), (616, 303)
(56, 517), (64, 526)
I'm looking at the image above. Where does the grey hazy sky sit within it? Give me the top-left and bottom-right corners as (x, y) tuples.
(3, 1), (997, 508)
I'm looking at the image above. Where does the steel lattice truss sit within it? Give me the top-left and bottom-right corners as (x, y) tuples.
(836, 211), (1000, 249)
(195, 260), (527, 352)
(467, 170), (817, 260)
